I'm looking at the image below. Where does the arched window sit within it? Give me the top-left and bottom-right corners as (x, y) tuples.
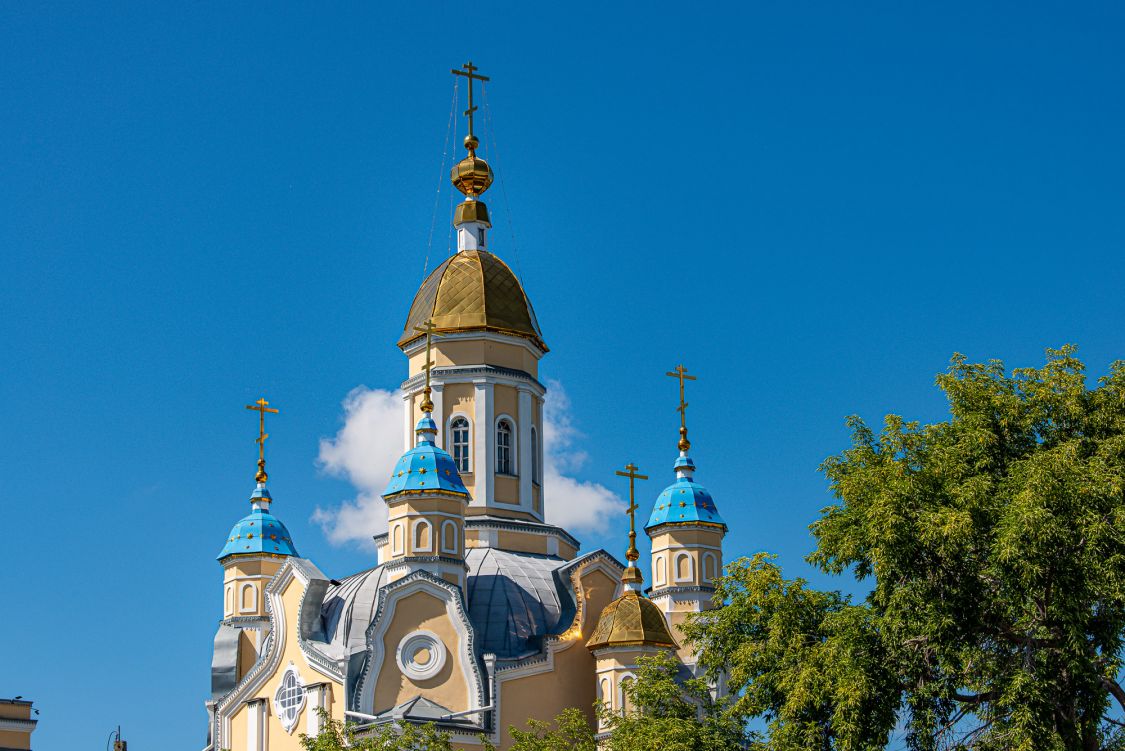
(392, 523), (404, 556)
(655, 555), (667, 586)
(619, 675), (636, 716)
(240, 582), (257, 613)
(598, 677), (610, 704)
(496, 419), (514, 475)
(703, 552), (718, 582)
(451, 416), (470, 473)
(413, 519), (432, 553)
(530, 427), (539, 484)
(224, 584), (234, 615)
(441, 520), (459, 554)
(675, 552), (694, 583)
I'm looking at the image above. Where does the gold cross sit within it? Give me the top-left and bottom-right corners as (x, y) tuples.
(245, 397), (279, 483)
(451, 61), (490, 143)
(413, 319), (444, 413)
(615, 463), (648, 562)
(666, 364), (697, 451)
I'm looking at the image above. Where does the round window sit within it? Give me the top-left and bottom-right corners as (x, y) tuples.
(396, 630), (447, 681)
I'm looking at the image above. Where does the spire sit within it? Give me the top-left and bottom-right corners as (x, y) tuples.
(412, 319), (442, 445)
(450, 61), (494, 247)
(244, 397), (279, 507)
(614, 463), (649, 591)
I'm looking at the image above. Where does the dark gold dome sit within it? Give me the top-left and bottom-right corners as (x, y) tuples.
(399, 250), (546, 350)
(585, 591), (678, 651)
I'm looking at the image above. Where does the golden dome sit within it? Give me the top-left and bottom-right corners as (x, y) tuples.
(585, 590), (678, 651)
(451, 154), (494, 197)
(399, 250), (547, 350)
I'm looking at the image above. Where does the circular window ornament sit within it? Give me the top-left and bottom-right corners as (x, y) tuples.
(396, 630), (447, 681)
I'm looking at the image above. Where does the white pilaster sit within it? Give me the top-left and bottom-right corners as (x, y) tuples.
(247, 698), (266, 751)
(518, 388), (533, 510)
(431, 384), (444, 443)
(473, 381), (493, 505)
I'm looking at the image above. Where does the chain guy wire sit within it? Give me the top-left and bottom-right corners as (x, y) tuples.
(480, 82), (525, 283)
(423, 78), (459, 280)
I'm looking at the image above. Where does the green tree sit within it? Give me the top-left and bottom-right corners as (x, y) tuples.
(685, 346), (1125, 750)
(299, 709), (463, 751)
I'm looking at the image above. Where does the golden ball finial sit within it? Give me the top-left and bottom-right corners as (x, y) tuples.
(464, 134), (480, 152)
(255, 458), (268, 484)
(678, 427), (691, 452)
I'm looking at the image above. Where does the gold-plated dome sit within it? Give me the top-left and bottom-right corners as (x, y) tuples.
(399, 250), (547, 350)
(451, 154), (494, 197)
(585, 590), (678, 651)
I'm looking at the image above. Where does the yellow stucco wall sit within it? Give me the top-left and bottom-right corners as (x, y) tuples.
(373, 590), (470, 712)
(495, 566), (619, 748)
(0, 729), (30, 749)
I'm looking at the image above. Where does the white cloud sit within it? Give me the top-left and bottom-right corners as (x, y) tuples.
(313, 380), (623, 548)
(312, 387), (402, 547)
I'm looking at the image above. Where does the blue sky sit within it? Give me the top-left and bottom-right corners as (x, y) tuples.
(2, 2), (1124, 748)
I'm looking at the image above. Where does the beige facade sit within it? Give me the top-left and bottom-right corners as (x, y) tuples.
(0, 700), (36, 750)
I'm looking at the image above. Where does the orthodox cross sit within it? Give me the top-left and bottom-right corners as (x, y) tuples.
(245, 397), (279, 483)
(615, 463), (648, 562)
(451, 61), (489, 141)
(666, 364), (697, 451)
(413, 319), (443, 413)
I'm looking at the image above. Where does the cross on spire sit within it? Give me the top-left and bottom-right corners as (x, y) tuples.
(245, 397), (279, 483)
(666, 364), (697, 451)
(615, 463), (648, 563)
(451, 61), (489, 150)
(413, 319), (444, 413)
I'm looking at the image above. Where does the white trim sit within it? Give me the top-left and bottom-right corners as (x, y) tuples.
(391, 522), (405, 556)
(617, 672), (637, 715)
(402, 391), (414, 452)
(440, 519), (460, 554)
(246, 697), (266, 751)
(518, 390), (533, 507)
(401, 329), (546, 363)
(412, 518), (434, 553)
(673, 551), (695, 583)
(239, 582), (258, 614)
(495, 413), (517, 477)
(447, 412), (473, 474)
(395, 628), (449, 681)
(702, 552), (719, 583)
(224, 584), (234, 616)
(654, 554), (667, 586)
(0, 717), (37, 732)
(650, 541), (724, 554)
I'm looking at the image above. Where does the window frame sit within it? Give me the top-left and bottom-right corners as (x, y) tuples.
(448, 414), (472, 474)
(495, 416), (517, 476)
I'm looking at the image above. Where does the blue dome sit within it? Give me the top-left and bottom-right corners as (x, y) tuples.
(646, 477), (726, 529)
(383, 423), (470, 499)
(217, 506), (299, 560)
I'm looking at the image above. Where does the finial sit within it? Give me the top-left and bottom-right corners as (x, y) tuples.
(615, 463), (649, 588)
(451, 61), (489, 153)
(413, 319), (443, 414)
(245, 397), (279, 484)
(450, 62), (495, 203)
(666, 364), (697, 452)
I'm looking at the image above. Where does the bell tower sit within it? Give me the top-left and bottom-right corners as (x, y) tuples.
(398, 62), (550, 533)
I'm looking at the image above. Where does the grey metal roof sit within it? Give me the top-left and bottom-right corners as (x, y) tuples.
(320, 565), (388, 659)
(210, 623), (241, 699)
(464, 547), (575, 658)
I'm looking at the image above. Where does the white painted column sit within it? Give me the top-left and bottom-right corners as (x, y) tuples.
(306, 685), (325, 737)
(246, 698), (266, 751)
(473, 381), (493, 506)
(517, 388), (533, 510)
(403, 392), (414, 451)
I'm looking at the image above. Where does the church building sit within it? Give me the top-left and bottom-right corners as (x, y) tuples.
(204, 63), (728, 751)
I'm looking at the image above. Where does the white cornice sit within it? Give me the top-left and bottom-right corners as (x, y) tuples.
(401, 330), (546, 360)
(0, 717), (37, 732)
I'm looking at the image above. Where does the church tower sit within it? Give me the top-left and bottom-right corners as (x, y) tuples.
(394, 62), (575, 561)
(381, 329), (471, 588)
(645, 367), (726, 657)
(213, 399), (298, 688)
(587, 464), (678, 731)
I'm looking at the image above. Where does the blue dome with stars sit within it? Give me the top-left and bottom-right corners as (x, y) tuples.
(217, 488), (299, 560)
(383, 416), (470, 499)
(645, 453), (726, 530)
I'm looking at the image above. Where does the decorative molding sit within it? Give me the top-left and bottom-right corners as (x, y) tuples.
(396, 629), (449, 681)
(464, 515), (581, 551)
(402, 364), (546, 397)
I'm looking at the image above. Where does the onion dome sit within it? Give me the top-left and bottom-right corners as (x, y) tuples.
(217, 484), (299, 560)
(383, 416), (470, 499)
(646, 452), (726, 530)
(398, 250), (546, 351)
(451, 136), (494, 198)
(586, 589), (678, 650)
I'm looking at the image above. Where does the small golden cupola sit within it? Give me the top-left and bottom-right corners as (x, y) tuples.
(586, 464), (678, 651)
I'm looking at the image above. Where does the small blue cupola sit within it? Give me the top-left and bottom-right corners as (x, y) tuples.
(217, 482), (299, 559)
(382, 415), (471, 500)
(645, 450), (726, 529)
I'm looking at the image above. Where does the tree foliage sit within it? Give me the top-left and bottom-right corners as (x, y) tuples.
(687, 347), (1125, 750)
(299, 710), (460, 751)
